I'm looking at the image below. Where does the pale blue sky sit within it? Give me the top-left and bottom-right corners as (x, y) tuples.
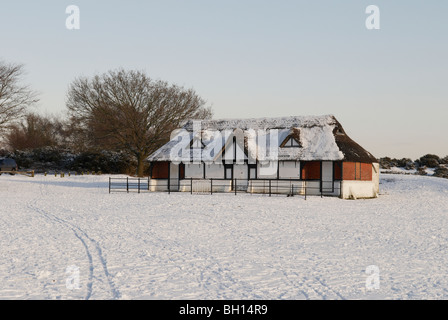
(1, 0), (447, 159)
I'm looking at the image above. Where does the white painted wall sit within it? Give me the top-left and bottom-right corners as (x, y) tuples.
(257, 161), (278, 179)
(372, 162), (380, 195)
(232, 164), (248, 190)
(170, 163), (179, 178)
(322, 161), (333, 193)
(185, 163), (204, 179)
(178, 179), (232, 193)
(341, 180), (378, 199)
(148, 161), (379, 199)
(148, 179), (169, 192)
(233, 164), (248, 179)
(169, 163), (180, 191)
(248, 180), (318, 195)
(223, 139), (246, 164)
(204, 163), (225, 179)
(278, 161), (300, 179)
(300, 181), (320, 196)
(248, 180), (293, 194)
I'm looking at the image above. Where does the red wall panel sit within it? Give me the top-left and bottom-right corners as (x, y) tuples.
(361, 163), (372, 181)
(151, 162), (169, 179)
(334, 162), (342, 180)
(343, 162), (356, 180)
(301, 161), (321, 180)
(343, 162), (372, 181)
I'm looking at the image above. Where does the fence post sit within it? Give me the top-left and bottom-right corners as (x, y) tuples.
(126, 177), (129, 193)
(168, 178), (171, 195)
(320, 179), (323, 198)
(269, 180), (271, 197)
(109, 177), (111, 194)
(235, 179), (237, 195)
(138, 178), (141, 194)
(148, 176), (150, 191)
(191, 178), (193, 195)
(340, 181), (342, 198)
(211, 178), (213, 195)
(304, 181), (307, 200)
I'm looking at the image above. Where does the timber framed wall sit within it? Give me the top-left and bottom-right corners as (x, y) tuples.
(147, 161), (379, 199)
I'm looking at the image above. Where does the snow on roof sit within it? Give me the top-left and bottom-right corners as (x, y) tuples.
(147, 115), (377, 163)
(181, 114), (338, 131)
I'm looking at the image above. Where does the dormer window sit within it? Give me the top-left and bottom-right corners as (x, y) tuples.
(280, 135), (302, 148)
(190, 136), (205, 149)
(286, 137), (300, 147)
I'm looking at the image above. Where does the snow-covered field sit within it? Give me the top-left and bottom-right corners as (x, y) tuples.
(1, 173), (448, 300)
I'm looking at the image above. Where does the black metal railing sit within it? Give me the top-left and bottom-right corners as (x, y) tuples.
(109, 177), (341, 199)
(108, 177), (150, 193)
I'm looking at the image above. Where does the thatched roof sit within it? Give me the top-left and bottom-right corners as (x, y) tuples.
(147, 115), (378, 163)
(331, 118), (378, 163)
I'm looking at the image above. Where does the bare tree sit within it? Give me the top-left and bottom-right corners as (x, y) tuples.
(0, 61), (39, 132)
(6, 113), (68, 151)
(66, 69), (212, 176)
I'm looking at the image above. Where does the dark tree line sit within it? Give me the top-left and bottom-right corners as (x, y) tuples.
(0, 62), (212, 176)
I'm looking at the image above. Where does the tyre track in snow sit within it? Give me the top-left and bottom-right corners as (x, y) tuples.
(28, 180), (121, 300)
(27, 202), (121, 300)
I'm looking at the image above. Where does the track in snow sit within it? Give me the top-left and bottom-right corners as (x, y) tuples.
(27, 199), (121, 300)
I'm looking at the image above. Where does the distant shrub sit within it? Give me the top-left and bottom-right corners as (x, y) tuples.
(31, 147), (64, 163)
(379, 157), (416, 170)
(0, 149), (9, 157)
(69, 151), (136, 175)
(11, 150), (34, 169)
(405, 161), (416, 170)
(417, 167), (427, 175)
(379, 157), (392, 169)
(434, 167), (448, 179)
(396, 158), (414, 169)
(417, 154), (440, 168)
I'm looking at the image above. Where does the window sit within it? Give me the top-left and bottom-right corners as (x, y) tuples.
(281, 137), (302, 148)
(249, 165), (257, 179)
(190, 137), (205, 149)
(224, 165), (233, 180)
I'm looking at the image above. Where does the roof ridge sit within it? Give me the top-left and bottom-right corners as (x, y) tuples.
(182, 114), (337, 131)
